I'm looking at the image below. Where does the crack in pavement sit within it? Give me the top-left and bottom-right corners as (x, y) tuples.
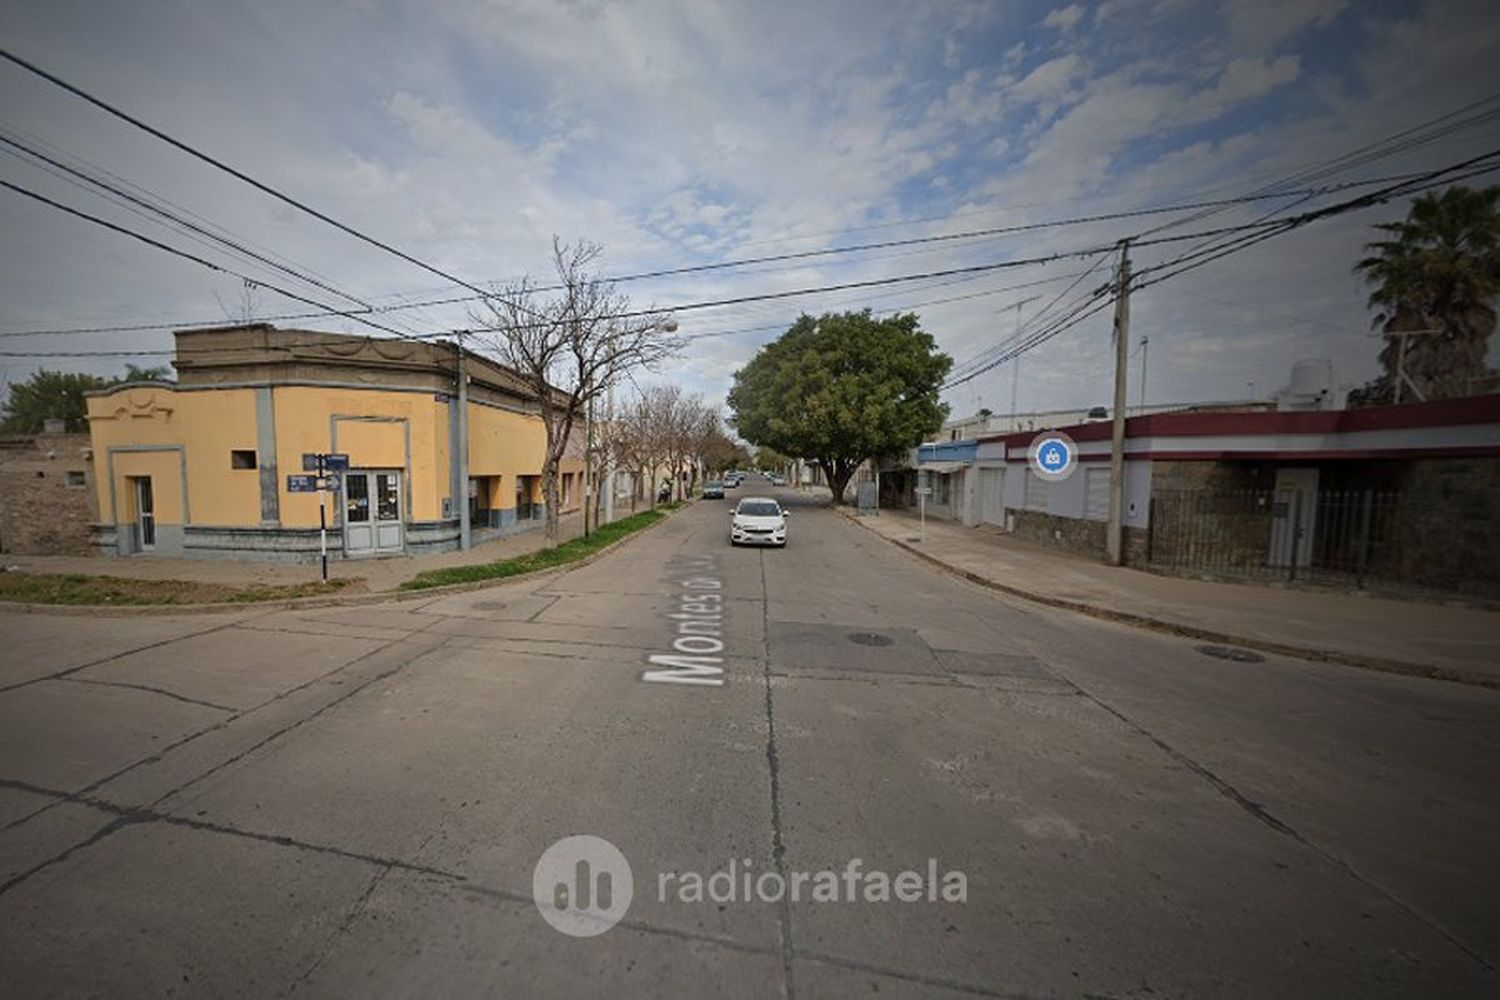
(1, 771), (1036, 999)
(1055, 670), (1500, 980)
(1, 615), (442, 833)
(795, 948), (1045, 999)
(0, 629), (442, 835)
(0, 612), (265, 696)
(758, 549), (796, 1000)
(58, 676), (239, 713)
(0, 777), (459, 898)
(143, 633), (449, 814)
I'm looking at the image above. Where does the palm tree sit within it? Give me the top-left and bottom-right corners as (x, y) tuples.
(1354, 185), (1500, 404)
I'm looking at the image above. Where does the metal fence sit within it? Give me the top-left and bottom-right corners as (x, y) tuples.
(1147, 488), (1405, 588)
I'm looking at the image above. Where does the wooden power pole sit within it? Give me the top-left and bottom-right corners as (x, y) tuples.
(1105, 241), (1131, 567)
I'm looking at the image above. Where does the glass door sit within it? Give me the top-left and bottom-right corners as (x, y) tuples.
(134, 477), (156, 550)
(374, 472), (403, 552)
(343, 472), (374, 555)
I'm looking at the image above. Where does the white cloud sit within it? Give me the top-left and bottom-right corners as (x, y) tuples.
(1224, 0), (1346, 53)
(0, 0), (1497, 415)
(1174, 55), (1301, 125)
(1010, 53), (1087, 111)
(1042, 4), (1087, 33)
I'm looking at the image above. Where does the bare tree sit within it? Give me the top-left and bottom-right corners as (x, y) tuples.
(619, 389), (667, 509)
(472, 238), (680, 543)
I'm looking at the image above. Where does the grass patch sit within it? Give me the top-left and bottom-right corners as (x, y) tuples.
(400, 507), (670, 591)
(0, 571), (354, 606)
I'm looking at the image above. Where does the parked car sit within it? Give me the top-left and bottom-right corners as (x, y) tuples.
(730, 496), (788, 547)
(703, 480), (725, 499)
(770, 474), (787, 487)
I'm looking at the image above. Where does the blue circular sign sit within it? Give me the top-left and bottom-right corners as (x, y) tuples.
(1027, 431), (1079, 481)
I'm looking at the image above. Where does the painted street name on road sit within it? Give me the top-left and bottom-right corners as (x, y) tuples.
(643, 554), (725, 686)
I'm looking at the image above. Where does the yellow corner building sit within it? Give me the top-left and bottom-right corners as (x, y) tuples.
(86, 325), (583, 561)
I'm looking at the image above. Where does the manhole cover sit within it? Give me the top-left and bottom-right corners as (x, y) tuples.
(470, 601), (506, 611)
(1196, 644), (1265, 663)
(848, 632), (895, 647)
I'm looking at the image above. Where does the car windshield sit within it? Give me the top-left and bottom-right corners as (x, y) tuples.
(737, 501), (781, 517)
(706, 481), (723, 488)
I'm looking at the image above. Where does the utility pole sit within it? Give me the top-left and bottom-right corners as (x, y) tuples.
(1007, 297), (1037, 429)
(583, 392), (595, 539)
(602, 378), (616, 526)
(1105, 241), (1131, 567)
(456, 333), (471, 551)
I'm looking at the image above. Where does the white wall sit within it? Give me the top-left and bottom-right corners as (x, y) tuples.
(993, 458), (1152, 529)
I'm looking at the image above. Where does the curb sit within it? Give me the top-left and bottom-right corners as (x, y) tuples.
(839, 509), (1498, 691)
(1, 503), (688, 619)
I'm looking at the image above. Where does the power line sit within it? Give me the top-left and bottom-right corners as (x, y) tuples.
(0, 46), (497, 302)
(0, 170), (1443, 340)
(679, 268), (1095, 342)
(0, 178), (417, 341)
(5, 147), (1496, 361)
(0, 129), (376, 313)
(945, 252), (1114, 382)
(939, 148), (1500, 393)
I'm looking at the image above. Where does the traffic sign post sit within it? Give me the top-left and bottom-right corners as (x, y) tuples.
(303, 453), (349, 472)
(316, 454), (328, 584)
(915, 482), (933, 543)
(293, 452), (347, 583)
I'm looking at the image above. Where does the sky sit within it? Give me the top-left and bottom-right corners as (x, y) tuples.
(2, 0), (1498, 424)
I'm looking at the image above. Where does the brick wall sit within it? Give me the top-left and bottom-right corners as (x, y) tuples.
(1149, 459), (1273, 492)
(0, 434), (96, 555)
(1387, 457), (1500, 596)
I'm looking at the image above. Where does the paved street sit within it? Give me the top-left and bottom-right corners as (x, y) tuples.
(2, 486), (1498, 998)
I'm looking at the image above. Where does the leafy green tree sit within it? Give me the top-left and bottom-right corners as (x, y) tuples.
(122, 363), (172, 382)
(1, 363), (174, 434)
(753, 445), (788, 472)
(1353, 185), (1500, 404)
(728, 310), (951, 504)
(1, 370), (114, 433)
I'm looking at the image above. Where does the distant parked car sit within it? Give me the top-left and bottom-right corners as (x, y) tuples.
(770, 474), (787, 487)
(730, 496), (788, 547)
(703, 480), (725, 499)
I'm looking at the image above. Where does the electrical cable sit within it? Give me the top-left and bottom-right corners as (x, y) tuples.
(0, 178), (418, 341)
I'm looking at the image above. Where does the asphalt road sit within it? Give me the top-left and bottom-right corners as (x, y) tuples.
(1, 485), (1498, 998)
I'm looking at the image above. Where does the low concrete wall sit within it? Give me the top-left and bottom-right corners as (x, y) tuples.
(1010, 509), (1148, 565)
(91, 503), (552, 563)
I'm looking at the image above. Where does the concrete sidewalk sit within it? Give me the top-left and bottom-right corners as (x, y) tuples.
(1, 504), (667, 594)
(844, 506), (1500, 688)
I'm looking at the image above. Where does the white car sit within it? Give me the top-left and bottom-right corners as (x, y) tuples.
(730, 497), (788, 547)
